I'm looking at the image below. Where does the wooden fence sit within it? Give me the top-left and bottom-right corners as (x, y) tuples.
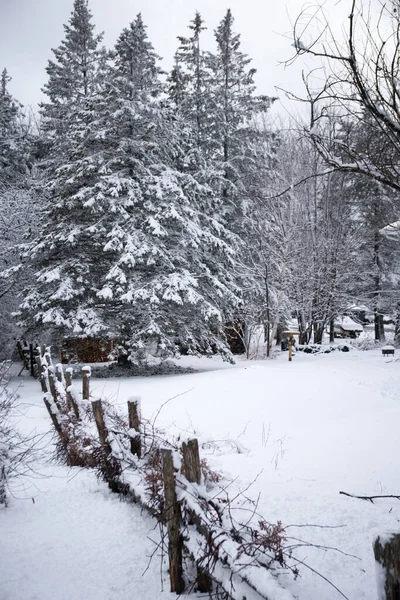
(31, 346), (295, 600)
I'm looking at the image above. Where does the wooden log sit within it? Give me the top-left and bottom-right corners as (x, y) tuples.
(182, 438), (201, 485)
(127, 397), (141, 458)
(161, 448), (184, 594)
(43, 393), (63, 436)
(374, 533), (400, 599)
(82, 366), (91, 401)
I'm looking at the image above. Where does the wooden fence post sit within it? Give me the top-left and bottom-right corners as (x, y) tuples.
(43, 392), (63, 438)
(374, 534), (400, 599)
(91, 400), (111, 453)
(161, 448), (185, 594)
(82, 366), (91, 401)
(127, 397), (141, 458)
(181, 439), (212, 593)
(56, 363), (64, 384)
(182, 438), (201, 485)
(64, 369), (72, 412)
(91, 400), (120, 492)
(44, 349), (52, 366)
(47, 365), (59, 407)
(35, 355), (47, 393)
(64, 368), (78, 417)
(29, 343), (36, 378)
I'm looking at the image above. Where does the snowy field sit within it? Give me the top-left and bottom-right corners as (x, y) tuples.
(2, 347), (400, 599)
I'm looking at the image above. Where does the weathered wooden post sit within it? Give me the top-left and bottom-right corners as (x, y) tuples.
(91, 400), (120, 492)
(44, 349), (53, 366)
(161, 448), (184, 594)
(56, 363), (64, 384)
(43, 392), (63, 437)
(47, 365), (59, 407)
(29, 343), (35, 378)
(82, 366), (91, 401)
(64, 368), (79, 417)
(35, 355), (47, 393)
(91, 400), (111, 452)
(181, 438), (212, 593)
(182, 438), (201, 485)
(127, 397), (141, 458)
(374, 534), (400, 599)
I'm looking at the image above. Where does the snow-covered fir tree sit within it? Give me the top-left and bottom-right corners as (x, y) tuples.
(209, 10), (273, 215)
(19, 12), (240, 360)
(0, 69), (34, 356)
(170, 13), (212, 154)
(39, 0), (106, 168)
(0, 69), (28, 184)
(18, 0), (108, 340)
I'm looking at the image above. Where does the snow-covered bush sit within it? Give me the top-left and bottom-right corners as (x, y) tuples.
(298, 344), (351, 355)
(352, 337), (382, 351)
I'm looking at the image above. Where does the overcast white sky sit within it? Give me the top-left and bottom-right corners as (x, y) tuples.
(0, 0), (350, 116)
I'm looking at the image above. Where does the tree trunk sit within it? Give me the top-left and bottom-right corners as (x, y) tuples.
(329, 317), (335, 343)
(374, 533), (400, 600)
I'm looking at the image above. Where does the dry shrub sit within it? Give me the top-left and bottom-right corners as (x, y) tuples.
(144, 448), (164, 517)
(258, 520), (286, 552)
(200, 458), (222, 485)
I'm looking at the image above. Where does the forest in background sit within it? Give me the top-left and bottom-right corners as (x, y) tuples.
(1, 0), (400, 362)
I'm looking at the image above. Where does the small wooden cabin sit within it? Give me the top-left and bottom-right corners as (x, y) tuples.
(60, 338), (114, 363)
(334, 316), (363, 339)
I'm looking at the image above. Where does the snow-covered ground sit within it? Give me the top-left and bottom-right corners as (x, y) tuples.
(0, 370), (177, 600)
(2, 347), (400, 599)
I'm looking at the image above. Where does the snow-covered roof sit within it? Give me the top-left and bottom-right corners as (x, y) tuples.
(380, 221), (400, 239)
(347, 304), (370, 312)
(335, 316), (363, 332)
(285, 319), (299, 332)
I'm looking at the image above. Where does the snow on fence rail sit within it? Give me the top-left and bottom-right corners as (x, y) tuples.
(32, 346), (295, 600)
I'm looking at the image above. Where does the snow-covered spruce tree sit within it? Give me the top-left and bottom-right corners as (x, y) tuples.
(202, 11), (278, 353)
(169, 13), (214, 160)
(208, 10), (273, 220)
(39, 0), (106, 168)
(17, 0), (109, 340)
(92, 14), (239, 359)
(0, 68), (28, 184)
(20, 13), (239, 359)
(0, 69), (33, 356)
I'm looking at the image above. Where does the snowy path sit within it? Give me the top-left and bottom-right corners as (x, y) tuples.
(0, 374), (175, 600)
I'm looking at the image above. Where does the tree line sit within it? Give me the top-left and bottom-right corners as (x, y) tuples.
(1, 0), (399, 360)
